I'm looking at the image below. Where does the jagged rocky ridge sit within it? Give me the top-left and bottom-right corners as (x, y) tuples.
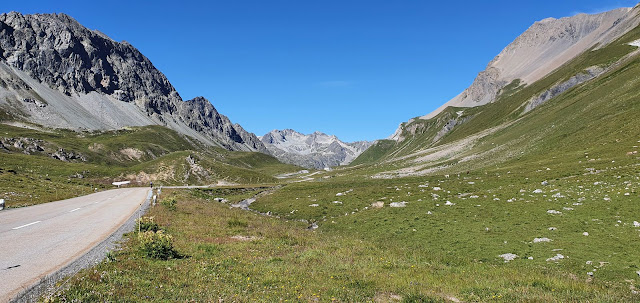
(0, 12), (267, 152)
(391, 6), (640, 141)
(260, 129), (373, 169)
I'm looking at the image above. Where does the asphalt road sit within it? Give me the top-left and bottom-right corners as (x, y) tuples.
(0, 187), (149, 302)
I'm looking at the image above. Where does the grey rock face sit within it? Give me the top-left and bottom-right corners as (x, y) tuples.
(0, 136), (45, 154)
(524, 66), (605, 113)
(432, 115), (471, 143)
(260, 129), (373, 169)
(51, 148), (86, 162)
(0, 12), (174, 102)
(0, 12), (266, 153)
(1, 136), (87, 161)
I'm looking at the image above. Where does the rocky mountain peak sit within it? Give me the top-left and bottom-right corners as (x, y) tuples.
(417, 6), (639, 121)
(0, 12), (267, 153)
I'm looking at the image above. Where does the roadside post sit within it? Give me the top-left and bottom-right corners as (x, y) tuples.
(0, 199), (4, 210)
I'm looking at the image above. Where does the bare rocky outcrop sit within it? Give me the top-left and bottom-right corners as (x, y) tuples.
(119, 148), (144, 161)
(0, 12), (267, 153)
(260, 129), (373, 169)
(524, 66), (606, 113)
(0, 137), (45, 154)
(51, 148), (86, 162)
(432, 115), (472, 143)
(0, 136), (88, 161)
(183, 154), (210, 182)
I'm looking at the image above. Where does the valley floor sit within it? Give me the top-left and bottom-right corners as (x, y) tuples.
(44, 161), (640, 302)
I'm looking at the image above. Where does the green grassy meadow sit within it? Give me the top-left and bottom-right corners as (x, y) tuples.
(45, 162), (640, 302)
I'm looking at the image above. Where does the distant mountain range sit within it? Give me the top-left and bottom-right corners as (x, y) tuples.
(260, 129), (373, 169)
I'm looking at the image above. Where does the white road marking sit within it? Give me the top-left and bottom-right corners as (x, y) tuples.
(69, 208), (81, 212)
(12, 221), (42, 230)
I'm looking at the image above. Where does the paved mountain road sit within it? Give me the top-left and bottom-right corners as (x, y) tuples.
(0, 187), (150, 302)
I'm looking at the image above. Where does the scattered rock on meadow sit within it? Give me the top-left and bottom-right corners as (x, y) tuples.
(390, 202), (407, 208)
(371, 201), (384, 208)
(499, 253), (518, 262)
(546, 254), (565, 262)
(230, 235), (261, 241)
(533, 237), (552, 243)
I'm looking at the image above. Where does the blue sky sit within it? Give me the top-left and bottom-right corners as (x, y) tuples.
(1, 0), (638, 142)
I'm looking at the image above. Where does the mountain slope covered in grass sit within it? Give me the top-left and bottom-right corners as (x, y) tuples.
(358, 6), (640, 179)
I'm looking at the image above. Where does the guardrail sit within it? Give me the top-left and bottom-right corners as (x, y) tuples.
(10, 190), (153, 303)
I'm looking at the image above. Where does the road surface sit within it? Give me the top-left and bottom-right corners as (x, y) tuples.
(0, 187), (149, 302)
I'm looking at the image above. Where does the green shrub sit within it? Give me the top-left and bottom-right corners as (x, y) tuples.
(161, 197), (177, 211)
(138, 230), (179, 260)
(136, 216), (160, 232)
